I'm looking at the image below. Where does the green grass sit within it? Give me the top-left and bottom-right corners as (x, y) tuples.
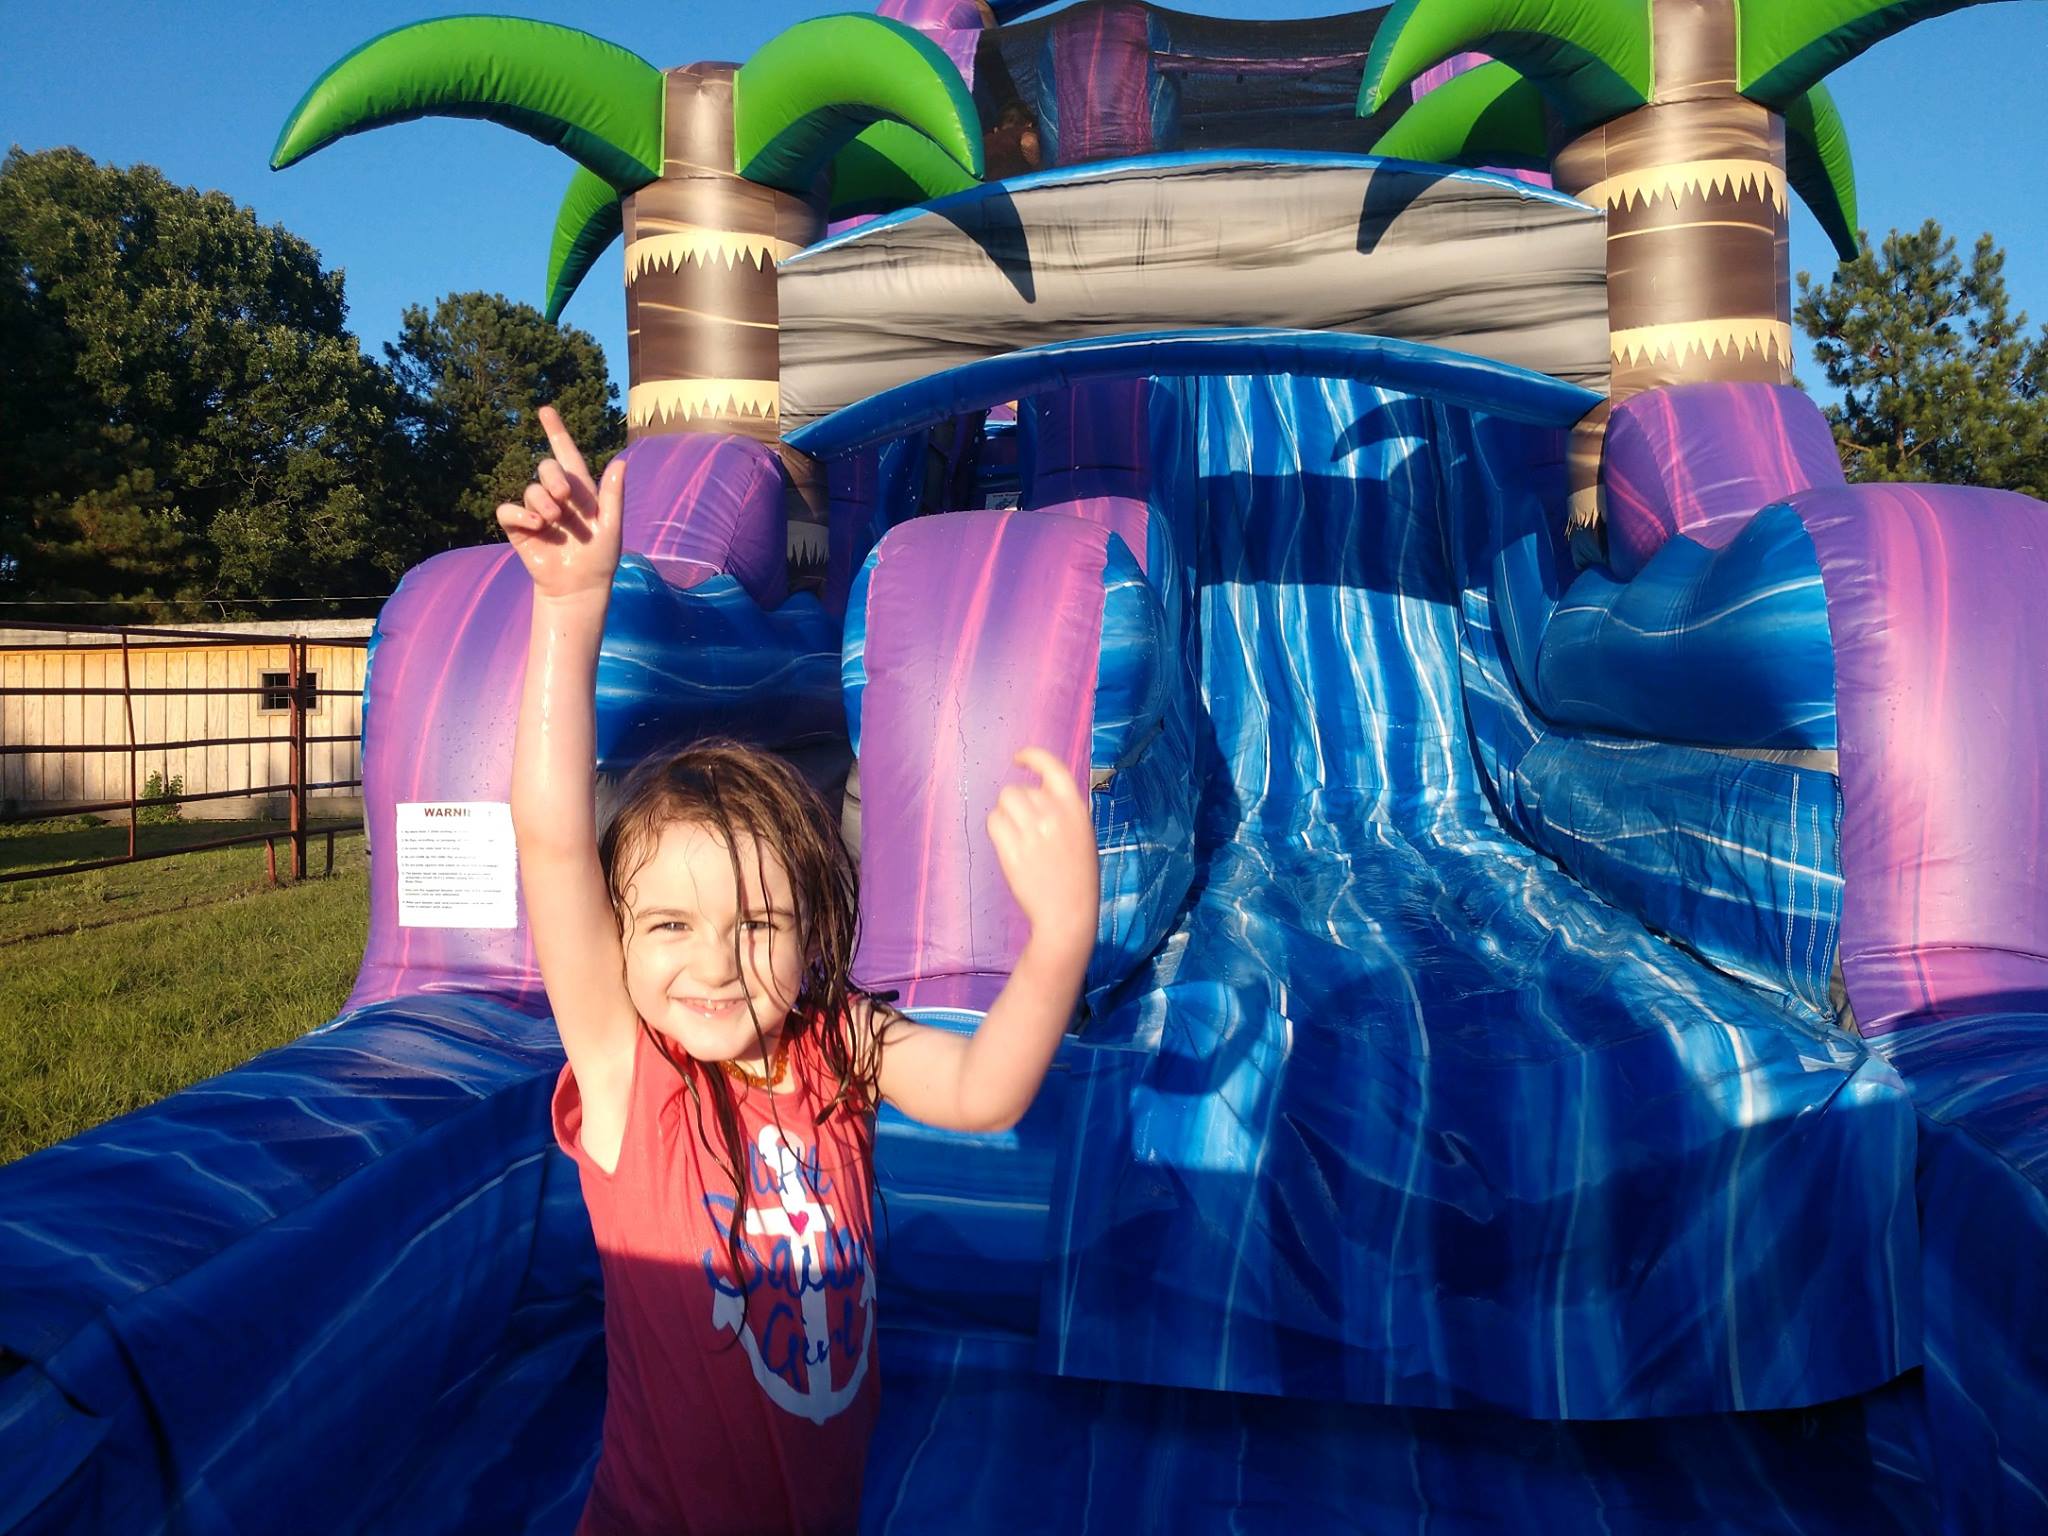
(0, 816), (359, 944)
(0, 825), (369, 1163)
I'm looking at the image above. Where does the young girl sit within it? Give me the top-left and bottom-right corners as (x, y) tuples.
(499, 409), (1099, 1536)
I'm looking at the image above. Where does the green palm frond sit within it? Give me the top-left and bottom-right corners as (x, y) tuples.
(545, 166), (626, 323)
(272, 16), (665, 189)
(1369, 59), (1551, 171)
(830, 120), (983, 216)
(540, 119), (980, 321)
(1357, 0), (1652, 137)
(1367, 54), (1862, 262)
(1784, 83), (1859, 262)
(734, 14), (984, 193)
(1738, 0), (2023, 108)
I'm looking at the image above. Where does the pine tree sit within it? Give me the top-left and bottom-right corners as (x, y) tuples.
(384, 292), (624, 562)
(1796, 220), (2048, 496)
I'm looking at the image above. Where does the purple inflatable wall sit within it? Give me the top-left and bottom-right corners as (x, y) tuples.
(877, 0), (990, 90)
(849, 510), (1108, 1011)
(1602, 382), (1845, 578)
(1024, 380), (1158, 578)
(1795, 481), (2048, 1036)
(346, 433), (788, 1011)
(1599, 382), (2048, 1038)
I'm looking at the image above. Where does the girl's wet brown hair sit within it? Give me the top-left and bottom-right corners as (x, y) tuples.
(599, 738), (880, 1303)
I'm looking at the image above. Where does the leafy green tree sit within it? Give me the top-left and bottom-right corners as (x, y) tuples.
(1797, 220), (2048, 496)
(385, 291), (625, 553)
(0, 147), (407, 618)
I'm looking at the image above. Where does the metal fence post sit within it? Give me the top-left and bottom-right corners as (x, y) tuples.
(119, 631), (138, 861)
(288, 638), (308, 881)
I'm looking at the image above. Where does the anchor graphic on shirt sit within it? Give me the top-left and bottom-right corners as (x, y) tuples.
(711, 1124), (874, 1425)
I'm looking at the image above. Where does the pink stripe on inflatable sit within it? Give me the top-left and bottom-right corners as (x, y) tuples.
(1052, 3), (1158, 164)
(1795, 482), (2048, 1035)
(853, 511), (1111, 1008)
(877, 0), (989, 90)
(1603, 383), (1844, 578)
(908, 521), (1013, 977)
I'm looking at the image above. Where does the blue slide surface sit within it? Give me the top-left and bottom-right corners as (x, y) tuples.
(0, 373), (1940, 1534)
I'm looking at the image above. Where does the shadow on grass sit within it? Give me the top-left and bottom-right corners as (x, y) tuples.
(0, 815), (355, 874)
(0, 824), (369, 948)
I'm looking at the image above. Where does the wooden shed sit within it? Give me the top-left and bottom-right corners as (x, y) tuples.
(0, 620), (370, 820)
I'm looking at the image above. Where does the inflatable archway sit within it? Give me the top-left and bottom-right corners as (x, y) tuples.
(5, 3), (2045, 1532)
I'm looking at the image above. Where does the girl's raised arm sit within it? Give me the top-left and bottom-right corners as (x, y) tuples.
(873, 748), (1099, 1133)
(502, 408), (637, 1154)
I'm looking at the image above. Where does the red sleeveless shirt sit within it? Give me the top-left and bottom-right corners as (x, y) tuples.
(552, 1018), (880, 1536)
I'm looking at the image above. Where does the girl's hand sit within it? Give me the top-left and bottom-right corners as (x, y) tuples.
(874, 749), (1097, 1135)
(986, 747), (1100, 957)
(495, 406), (623, 603)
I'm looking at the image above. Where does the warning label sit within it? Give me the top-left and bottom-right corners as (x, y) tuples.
(395, 801), (518, 929)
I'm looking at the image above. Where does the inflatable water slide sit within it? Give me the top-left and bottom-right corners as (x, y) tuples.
(5, 3), (2045, 1531)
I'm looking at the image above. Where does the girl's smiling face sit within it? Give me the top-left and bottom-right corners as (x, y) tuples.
(618, 818), (806, 1067)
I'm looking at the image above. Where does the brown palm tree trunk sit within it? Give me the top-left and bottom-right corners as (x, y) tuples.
(621, 64), (831, 574)
(1553, 0), (1791, 546)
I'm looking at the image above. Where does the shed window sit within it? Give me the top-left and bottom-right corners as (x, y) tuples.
(259, 670), (320, 713)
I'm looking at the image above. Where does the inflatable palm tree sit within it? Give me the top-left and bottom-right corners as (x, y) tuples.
(273, 15), (982, 448)
(1358, 0), (2024, 534)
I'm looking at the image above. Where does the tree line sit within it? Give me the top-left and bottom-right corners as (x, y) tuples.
(1797, 223), (2048, 496)
(3, 146), (2045, 626)
(0, 147), (624, 623)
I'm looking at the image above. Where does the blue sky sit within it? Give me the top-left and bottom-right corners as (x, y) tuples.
(7, 1), (2047, 402)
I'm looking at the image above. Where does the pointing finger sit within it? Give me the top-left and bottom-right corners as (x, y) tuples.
(537, 405), (592, 491)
